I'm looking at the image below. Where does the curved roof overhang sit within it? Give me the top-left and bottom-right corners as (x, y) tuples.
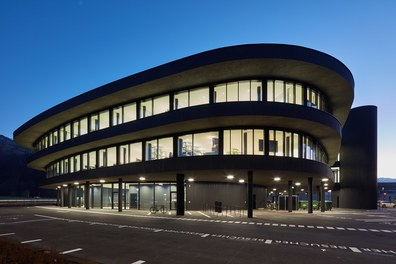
(14, 44), (354, 150)
(40, 155), (333, 190)
(27, 103), (341, 170)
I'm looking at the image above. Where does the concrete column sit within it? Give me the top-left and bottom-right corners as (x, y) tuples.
(308, 177), (313, 214)
(67, 184), (72, 208)
(91, 185), (94, 209)
(84, 181), (90, 210)
(247, 171), (253, 218)
(60, 187), (64, 207)
(100, 184), (103, 209)
(111, 183), (114, 209)
(321, 182), (325, 212)
(176, 174), (185, 216)
(118, 178), (123, 212)
(287, 180), (292, 212)
(56, 188), (60, 206)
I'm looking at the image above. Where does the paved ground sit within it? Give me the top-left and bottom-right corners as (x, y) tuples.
(0, 206), (396, 263)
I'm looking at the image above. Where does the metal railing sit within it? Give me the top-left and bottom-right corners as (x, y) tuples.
(203, 203), (246, 217)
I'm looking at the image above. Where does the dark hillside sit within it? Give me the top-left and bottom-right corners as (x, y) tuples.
(0, 135), (55, 197)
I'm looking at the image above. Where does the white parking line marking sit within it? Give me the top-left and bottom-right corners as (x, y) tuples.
(381, 230), (392, 233)
(264, 223), (270, 226)
(257, 223), (263, 225)
(280, 224), (287, 227)
(369, 229), (379, 232)
(298, 225), (305, 228)
(153, 229), (162, 233)
(336, 227), (345, 230)
(21, 239), (42, 244)
(265, 239), (272, 244)
(347, 228), (356, 231)
(307, 225), (314, 228)
(326, 227), (334, 230)
(317, 226), (324, 229)
(201, 234), (210, 237)
(289, 224), (296, 227)
(60, 248), (83, 255)
(272, 223), (279, 226)
(349, 247), (362, 253)
(358, 228), (368, 231)
(198, 211), (211, 218)
(249, 222), (255, 225)
(234, 221), (241, 224)
(131, 260), (146, 264)
(0, 233), (15, 236)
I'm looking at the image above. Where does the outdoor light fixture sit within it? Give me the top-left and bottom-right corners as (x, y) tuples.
(328, 190), (332, 193)
(139, 177), (146, 181)
(273, 188), (277, 191)
(324, 187), (328, 190)
(300, 189), (305, 192)
(188, 178), (194, 182)
(274, 177), (281, 181)
(62, 184), (67, 187)
(99, 179), (105, 183)
(238, 179), (245, 183)
(57, 186), (61, 189)
(74, 182), (79, 185)
(226, 175), (234, 180)
(322, 178), (329, 182)
(295, 182), (301, 186)
(324, 183), (328, 186)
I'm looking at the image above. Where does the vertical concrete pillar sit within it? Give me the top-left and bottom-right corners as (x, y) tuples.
(247, 171), (253, 218)
(288, 180), (292, 212)
(118, 178), (123, 212)
(60, 187), (64, 207)
(100, 184), (103, 209)
(176, 174), (185, 216)
(56, 188), (60, 206)
(321, 183), (325, 212)
(84, 181), (90, 210)
(67, 184), (72, 208)
(111, 183), (114, 209)
(91, 186), (94, 209)
(308, 177), (313, 214)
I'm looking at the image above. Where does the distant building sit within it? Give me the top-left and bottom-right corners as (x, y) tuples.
(378, 182), (396, 202)
(13, 44), (377, 216)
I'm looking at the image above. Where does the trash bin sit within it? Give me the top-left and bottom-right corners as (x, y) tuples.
(215, 201), (222, 213)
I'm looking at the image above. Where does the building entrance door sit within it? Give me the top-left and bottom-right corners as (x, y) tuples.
(130, 193), (138, 209)
(170, 191), (177, 210)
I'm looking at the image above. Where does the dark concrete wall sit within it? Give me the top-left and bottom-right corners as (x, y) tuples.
(340, 106), (377, 209)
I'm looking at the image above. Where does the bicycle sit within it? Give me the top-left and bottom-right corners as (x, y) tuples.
(149, 204), (167, 214)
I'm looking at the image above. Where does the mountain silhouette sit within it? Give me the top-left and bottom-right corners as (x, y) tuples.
(0, 135), (55, 197)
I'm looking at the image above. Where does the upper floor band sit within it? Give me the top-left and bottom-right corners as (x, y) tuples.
(33, 79), (330, 153)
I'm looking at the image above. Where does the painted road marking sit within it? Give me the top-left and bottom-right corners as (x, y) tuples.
(289, 224), (295, 227)
(21, 239), (42, 244)
(326, 227), (335, 230)
(33, 214), (396, 257)
(349, 247), (362, 253)
(60, 248), (83, 255)
(153, 229), (162, 233)
(131, 260), (146, 264)
(187, 212), (192, 215)
(298, 225), (304, 228)
(347, 228), (356, 231)
(336, 227), (345, 230)
(358, 228), (368, 231)
(0, 233), (15, 236)
(1, 219), (53, 225)
(197, 211), (211, 218)
(317, 226), (324, 229)
(381, 230), (392, 233)
(307, 225), (314, 228)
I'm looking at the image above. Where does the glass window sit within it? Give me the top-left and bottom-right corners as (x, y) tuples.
(72, 120), (80, 138)
(178, 134), (193, 157)
(214, 84), (226, 103)
(64, 158), (69, 174)
(107, 147), (117, 166)
(70, 156), (75, 173)
(119, 144), (129, 165)
(80, 117), (88, 135)
(90, 114), (99, 132)
(274, 80), (284, 103)
(190, 87), (209, 106)
(130, 142), (142, 162)
(293, 133), (300, 158)
(74, 154), (81, 172)
(254, 129), (264, 155)
(295, 84), (303, 105)
(267, 80), (274, 102)
(174, 90), (189, 110)
(59, 127), (64, 143)
(112, 106), (123, 126)
(64, 123), (71, 140)
(89, 151), (96, 169)
(285, 132), (293, 157)
(223, 130), (230, 155)
(124, 103), (136, 122)
(153, 95), (169, 115)
(193, 132), (218, 156)
(99, 149), (107, 167)
(227, 82), (238, 102)
(146, 139), (157, 161)
(242, 129), (253, 155)
(285, 82), (294, 104)
(82, 153), (88, 170)
(99, 110), (110, 129)
(48, 133), (53, 147)
(239, 81), (250, 101)
(251, 80), (262, 101)
(140, 98), (152, 118)
(158, 137), (173, 159)
(275, 131), (284, 156)
(230, 130), (242, 154)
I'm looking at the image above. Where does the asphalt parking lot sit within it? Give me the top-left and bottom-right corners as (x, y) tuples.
(1, 206), (395, 263)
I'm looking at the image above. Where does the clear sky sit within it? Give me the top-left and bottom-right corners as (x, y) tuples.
(1, 1), (395, 178)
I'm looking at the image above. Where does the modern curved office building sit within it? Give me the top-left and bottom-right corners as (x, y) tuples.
(14, 44), (377, 215)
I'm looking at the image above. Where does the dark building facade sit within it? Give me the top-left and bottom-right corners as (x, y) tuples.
(13, 44), (377, 215)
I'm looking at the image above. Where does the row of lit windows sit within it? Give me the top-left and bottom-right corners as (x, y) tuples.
(36, 79), (329, 152)
(46, 129), (327, 178)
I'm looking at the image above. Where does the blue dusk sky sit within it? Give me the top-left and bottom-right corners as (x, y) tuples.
(1, 1), (395, 178)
